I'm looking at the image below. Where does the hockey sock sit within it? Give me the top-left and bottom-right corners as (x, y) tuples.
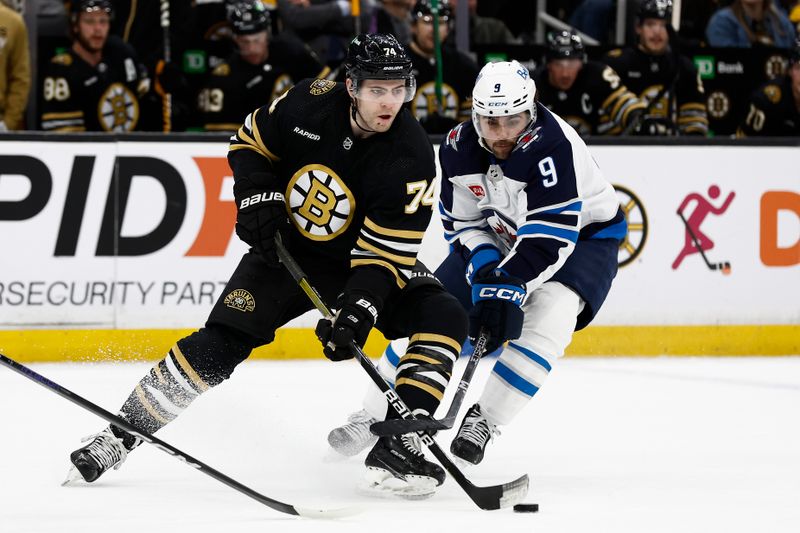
(393, 333), (460, 417)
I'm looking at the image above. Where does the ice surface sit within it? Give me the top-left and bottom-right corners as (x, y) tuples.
(1, 356), (799, 533)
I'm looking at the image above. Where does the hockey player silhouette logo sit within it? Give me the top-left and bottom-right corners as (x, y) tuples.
(673, 185), (735, 274)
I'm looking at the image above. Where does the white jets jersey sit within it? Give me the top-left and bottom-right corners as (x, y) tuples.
(439, 103), (627, 293)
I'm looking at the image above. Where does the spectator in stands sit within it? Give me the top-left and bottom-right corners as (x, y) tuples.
(737, 37), (800, 135)
(369, 0), (415, 45)
(109, 0), (196, 131)
(605, 0), (709, 136)
(39, 0), (149, 132)
(706, 0), (797, 47)
(449, 0), (520, 45)
(197, 0), (329, 131)
(406, 0), (479, 133)
(534, 30), (646, 136)
(276, 0), (372, 65)
(0, 0), (30, 131)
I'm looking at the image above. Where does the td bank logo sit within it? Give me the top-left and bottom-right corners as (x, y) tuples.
(694, 56), (715, 80)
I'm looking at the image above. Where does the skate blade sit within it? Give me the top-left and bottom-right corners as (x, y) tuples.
(358, 467), (437, 501)
(61, 465), (86, 486)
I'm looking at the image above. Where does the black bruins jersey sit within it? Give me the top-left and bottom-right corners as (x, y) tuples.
(197, 36), (329, 131)
(228, 78), (437, 292)
(407, 43), (479, 134)
(737, 76), (800, 137)
(40, 36), (147, 132)
(533, 60), (646, 136)
(604, 47), (708, 135)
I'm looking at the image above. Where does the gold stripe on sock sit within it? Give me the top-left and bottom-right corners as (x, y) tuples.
(172, 344), (210, 392)
(134, 384), (170, 424)
(395, 377), (444, 401)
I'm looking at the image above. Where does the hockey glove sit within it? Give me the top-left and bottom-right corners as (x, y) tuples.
(469, 271), (526, 354)
(465, 244), (503, 286)
(315, 291), (381, 361)
(233, 173), (289, 267)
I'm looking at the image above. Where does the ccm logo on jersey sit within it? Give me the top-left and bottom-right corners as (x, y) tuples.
(478, 286), (525, 304)
(293, 126), (321, 141)
(239, 191), (284, 209)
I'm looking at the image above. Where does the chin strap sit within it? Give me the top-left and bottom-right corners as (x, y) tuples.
(350, 101), (378, 134)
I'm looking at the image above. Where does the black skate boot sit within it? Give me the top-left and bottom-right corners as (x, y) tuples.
(363, 433), (445, 499)
(327, 409), (379, 456)
(450, 403), (499, 465)
(65, 426), (140, 484)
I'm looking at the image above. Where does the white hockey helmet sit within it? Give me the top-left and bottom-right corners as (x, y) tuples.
(471, 60), (537, 141)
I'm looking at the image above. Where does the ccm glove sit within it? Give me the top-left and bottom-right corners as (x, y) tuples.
(469, 271), (526, 353)
(315, 291), (381, 361)
(233, 173), (289, 267)
(465, 244), (503, 285)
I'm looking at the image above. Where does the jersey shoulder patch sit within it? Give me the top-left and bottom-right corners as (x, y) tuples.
(51, 53), (72, 66)
(762, 84), (781, 104)
(212, 63), (231, 76)
(309, 78), (336, 95)
(445, 122), (466, 151)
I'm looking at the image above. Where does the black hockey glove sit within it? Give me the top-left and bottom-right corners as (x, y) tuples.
(469, 270), (527, 354)
(315, 291), (381, 361)
(233, 172), (289, 268)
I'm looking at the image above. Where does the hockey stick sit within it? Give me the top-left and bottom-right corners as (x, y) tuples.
(0, 353), (357, 519)
(677, 211), (731, 272)
(275, 235), (528, 510)
(369, 329), (488, 436)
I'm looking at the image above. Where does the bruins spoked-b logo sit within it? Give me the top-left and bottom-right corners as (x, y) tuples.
(411, 81), (459, 120)
(286, 164), (355, 241)
(224, 289), (256, 313)
(98, 82), (139, 132)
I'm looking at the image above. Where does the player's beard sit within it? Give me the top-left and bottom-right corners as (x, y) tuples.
(76, 32), (104, 55)
(489, 139), (516, 160)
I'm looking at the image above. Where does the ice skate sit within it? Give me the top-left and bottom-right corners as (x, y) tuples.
(450, 403), (500, 465)
(64, 426), (139, 485)
(327, 409), (379, 456)
(362, 432), (445, 500)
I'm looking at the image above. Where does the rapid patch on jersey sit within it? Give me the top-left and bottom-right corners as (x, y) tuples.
(286, 164), (355, 241)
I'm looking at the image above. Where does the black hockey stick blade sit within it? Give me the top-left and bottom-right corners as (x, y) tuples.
(369, 330), (489, 436)
(275, 237), (528, 510)
(0, 353), (358, 519)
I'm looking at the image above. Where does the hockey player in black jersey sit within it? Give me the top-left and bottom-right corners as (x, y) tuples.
(40, 0), (150, 132)
(533, 30), (646, 136)
(604, 0), (709, 136)
(66, 33), (467, 500)
(196, 0), (329, 131)
(407, 0), (480, 134)
(737, 38), (800, 136)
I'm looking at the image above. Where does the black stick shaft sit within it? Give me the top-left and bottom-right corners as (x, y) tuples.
(0, 353), (327, 517)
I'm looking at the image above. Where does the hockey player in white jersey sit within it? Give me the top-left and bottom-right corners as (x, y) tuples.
(328, 60), (627, 466)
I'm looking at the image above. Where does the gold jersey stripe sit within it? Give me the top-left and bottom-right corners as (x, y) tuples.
(363, 217), (426, 240)
(205, 123), (241, 131)
(356, 237), (417, 266)
(351, 258), (405, 288)
(250, 108), (281, 162)
(601, 87), (626, 111)
(51, 126), (86, 132)
(172, 344), (210, 392)
(395, 377), (444, 401)
(410, 333), (462, 353)
(134, 384), (170, 424)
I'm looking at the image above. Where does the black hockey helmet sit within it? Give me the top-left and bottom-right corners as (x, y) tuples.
(412, 0), (453, 23)
(546, 30), (586, 62)
(70, 0), (113, 23)
(345, 33), (416, 103)
(227, 0), (271, 35)
(637, 0), (672, 22)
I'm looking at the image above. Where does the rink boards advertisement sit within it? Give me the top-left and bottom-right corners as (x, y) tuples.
(0, 138), (798, 359)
